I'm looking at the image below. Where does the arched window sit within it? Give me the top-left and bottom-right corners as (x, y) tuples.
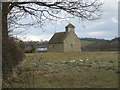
(53, 45), (54, 48)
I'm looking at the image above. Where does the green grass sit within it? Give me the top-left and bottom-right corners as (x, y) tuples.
(3, 52), (118, 88)
(81, 40), (95, 46)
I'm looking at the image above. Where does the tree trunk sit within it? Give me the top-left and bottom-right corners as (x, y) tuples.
(2, 2), (10, 38)
(2, 2), (12, 77)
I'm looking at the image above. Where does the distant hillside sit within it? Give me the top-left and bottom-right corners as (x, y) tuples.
(81, 40), (95, 47)
(80, 38), (109, 47)
(81, 37), (119, 51)
(80, 38), (109, 42)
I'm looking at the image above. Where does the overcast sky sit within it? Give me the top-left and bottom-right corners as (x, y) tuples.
(13, 0), (119, 41)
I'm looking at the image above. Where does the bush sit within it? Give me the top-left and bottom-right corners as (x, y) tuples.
(2, 36), (25, 79)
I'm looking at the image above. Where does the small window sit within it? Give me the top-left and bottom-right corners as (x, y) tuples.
(53, 45), (54, 48)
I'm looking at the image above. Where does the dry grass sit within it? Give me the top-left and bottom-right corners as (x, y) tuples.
(3, 51), (118, 88)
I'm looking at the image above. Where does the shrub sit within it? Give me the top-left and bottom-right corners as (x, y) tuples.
(2, 36), (25, 80)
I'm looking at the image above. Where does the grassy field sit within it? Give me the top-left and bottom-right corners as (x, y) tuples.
(3, 52), (118, 88)
(81, 40), (95, 46)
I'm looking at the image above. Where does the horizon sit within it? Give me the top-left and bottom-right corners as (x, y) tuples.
(21, 36), (119, 42)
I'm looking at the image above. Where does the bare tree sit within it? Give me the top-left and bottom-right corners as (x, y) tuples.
(8, 1), (102, 31)
(2, 0), (103, 80)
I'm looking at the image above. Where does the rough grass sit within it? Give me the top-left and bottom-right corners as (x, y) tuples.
(3, 52), (118, 88)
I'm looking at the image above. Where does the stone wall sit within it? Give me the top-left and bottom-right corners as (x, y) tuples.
(64, 31), (81, 52)
(48, 43), (64, 52)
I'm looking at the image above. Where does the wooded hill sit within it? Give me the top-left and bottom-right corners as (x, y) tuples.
(81, 37), (119, 51)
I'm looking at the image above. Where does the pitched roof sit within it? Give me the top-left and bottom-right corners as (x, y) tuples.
(65, 23), (75, 28)
(48, 32), (67, 44)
